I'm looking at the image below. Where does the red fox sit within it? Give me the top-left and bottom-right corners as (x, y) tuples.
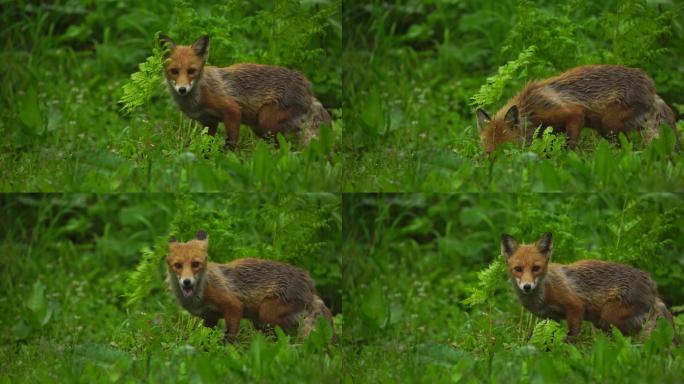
(166, 230), (333, 341)
(159, 34), (331, 148)
(501, 232), (673, 340)
(476, 65), (681, 154)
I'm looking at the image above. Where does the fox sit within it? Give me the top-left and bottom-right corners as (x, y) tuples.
(166, 230), (334, 342)
(501, 232), (673, 340)
(476, 65), (681, 154)
(159, 34), (332, 148)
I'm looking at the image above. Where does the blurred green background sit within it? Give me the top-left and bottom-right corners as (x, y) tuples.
(0, 0), (342, 192)
(342, 193), (684, 382)
(341, 0), (684, 192)
(0, 193), (341, 382)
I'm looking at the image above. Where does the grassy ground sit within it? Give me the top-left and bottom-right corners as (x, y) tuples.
(341, 0), (684, 192)
(0, 194), (341, 382)
(341, 193), (684, 382)
(0, 0), (342, 192)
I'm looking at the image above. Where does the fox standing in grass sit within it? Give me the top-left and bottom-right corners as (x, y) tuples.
(167, 230), (333, 342)
(502, 232), (673, 340)
(476, 65), (681, 154)
(159, 34), (331, 148)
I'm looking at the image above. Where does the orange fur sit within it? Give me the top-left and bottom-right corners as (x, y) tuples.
(477, 65), (681, 154)
(502, 232), (673, 340)
(166, 230), (334, 342)
(159, 35), (331, 148)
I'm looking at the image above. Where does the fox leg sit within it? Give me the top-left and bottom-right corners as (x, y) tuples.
(564, 302), (585, 339)
(563, 108), (585, 148)
(598, 301), (643, 336)
(222, 112), (241, 149)
(257, 298), (302, 332)
(202, 311), (221, 328)
(257, 103), (308, 140)
(205, 122), (218, 136)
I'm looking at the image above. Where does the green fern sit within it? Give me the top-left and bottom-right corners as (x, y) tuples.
(119, 40), (165, 114)
(529, 319), (565, 349)
(125, 245), (166, 306)
(462, 257), (506, 307)
(470, 45), (536, 108)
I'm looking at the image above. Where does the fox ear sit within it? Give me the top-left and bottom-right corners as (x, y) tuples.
(158, 34), (175, 57)
(504, 105), (519, 127)
(535, 232), (553, 257)
(195, 230), (208, 241)
(192, 35), (210, 60)
(501, 234), (519, 260)
(476, 108), (491, 134)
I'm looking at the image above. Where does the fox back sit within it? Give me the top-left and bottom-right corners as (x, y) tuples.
(477, 65), (680, 153)
(213, 257), (316, 311)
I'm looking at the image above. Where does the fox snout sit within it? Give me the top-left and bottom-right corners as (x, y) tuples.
(171, 79), (194, 96)
(178, 276), (196, 297)
(515, 278), (537, 294)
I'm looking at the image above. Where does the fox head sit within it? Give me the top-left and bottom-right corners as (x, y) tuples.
(501, 232), (552, 295)
(159, 34), (210, 96)
(476, 106), (523, 155)
(167, 230), (209, 298)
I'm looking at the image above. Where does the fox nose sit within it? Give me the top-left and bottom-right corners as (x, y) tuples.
(523, 284), (532, 292)
(178, 87), (187, 95)
(182, 278), (192, 287)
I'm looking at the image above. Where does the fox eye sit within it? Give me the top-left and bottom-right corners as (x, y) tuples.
(514, 266), (523, 273)
(532, 266), (541, 272)
(191, 261), (200, 268)
(187, 68), (196, 75)
(170, 68), (179, 75)
(173, 262), (182, 269)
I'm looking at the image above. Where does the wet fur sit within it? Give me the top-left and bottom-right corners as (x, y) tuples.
(162, 35), (331, 147)
(167, 235), (333, 341)
(478, 65), (682, 153)
(503, 233), (673, 339)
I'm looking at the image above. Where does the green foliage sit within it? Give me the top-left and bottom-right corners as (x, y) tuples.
(119, 41), (165, 114)
(342, 0), (684, 192)
(529, 320), (565, 350)
(462, 257), (506, 307)
(125, 245), (165, 306)
(470, 45), (537, 108)
(0, 0), (341, 192)
(0, 194), (341, 382)
(342, 193), (684, 382)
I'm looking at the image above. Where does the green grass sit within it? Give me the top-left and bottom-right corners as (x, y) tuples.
(0, 194), (342, 382)
(341, 0), (684, 192)
(0, 0), (342, 192)
(341, 193), (684, 382)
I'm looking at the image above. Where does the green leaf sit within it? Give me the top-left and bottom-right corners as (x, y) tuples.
(27, 281), (51, 327)
(19, 86), (42, 134)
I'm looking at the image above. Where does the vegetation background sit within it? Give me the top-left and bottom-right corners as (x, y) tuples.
(342, 0), (684, 191)
(0, 193), (341, 382)
(342, 193), (684, 382)
(0, 0), (341, 192)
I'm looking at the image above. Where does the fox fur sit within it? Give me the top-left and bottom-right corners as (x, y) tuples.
(167, 230), (334, 342)
(159, 34), (331, 148)
(477, 65), (681, 154)
(502, 232), (673, 340)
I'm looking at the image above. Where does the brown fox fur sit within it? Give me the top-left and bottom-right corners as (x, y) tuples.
(166, 230), (334, 342)
(477, 65), (681, 154)
(159, 35), (332, 148)
(502, 232), (673, 340)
